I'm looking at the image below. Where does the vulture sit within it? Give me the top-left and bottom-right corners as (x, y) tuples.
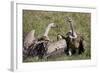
(63, 17), (85, 56)
(23, 23), (57, 58)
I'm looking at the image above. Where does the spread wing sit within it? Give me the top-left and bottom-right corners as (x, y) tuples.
(24, 30), (36, 49)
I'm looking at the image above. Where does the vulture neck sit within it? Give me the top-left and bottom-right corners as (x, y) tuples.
(44, 24), (52, 37)
(69, 22), (74, 36)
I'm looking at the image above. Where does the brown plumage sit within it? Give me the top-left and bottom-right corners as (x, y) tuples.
(61, 33), (85, 56)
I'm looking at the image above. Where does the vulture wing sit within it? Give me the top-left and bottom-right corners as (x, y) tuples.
(24, 30), (36, 49)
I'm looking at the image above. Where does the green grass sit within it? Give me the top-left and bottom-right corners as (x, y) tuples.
(23, 10), (91, 62)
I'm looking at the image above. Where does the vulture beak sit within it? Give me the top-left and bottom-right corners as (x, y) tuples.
(53, 24), (58, 28)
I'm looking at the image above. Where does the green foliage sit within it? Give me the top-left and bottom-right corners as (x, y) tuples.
(23, 10), (91, 62)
